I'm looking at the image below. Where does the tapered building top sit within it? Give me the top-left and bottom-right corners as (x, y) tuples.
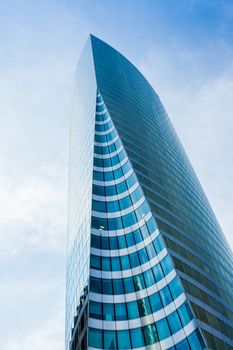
(65, 35), (233, 350)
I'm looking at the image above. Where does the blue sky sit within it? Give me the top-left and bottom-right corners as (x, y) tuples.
(0, 1), (232, 349)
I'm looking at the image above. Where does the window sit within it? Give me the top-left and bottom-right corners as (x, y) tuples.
(115, 303), (127, 320)
(121, 255), (130, 270)
(126, 232), (134, 246)
(129, 252), (140, 268)
(103, 303), (114, 321)
(143, 269), (154, 287)
(91, 255), (101, 270)
(149, 292), (162, 312)
(133, 274), (145, 291)
(111, 257), (121, 271)
(127, 301), (139, 319)
(113, 279), (124, 294)
(118, 235), (126, 249)
(102, 279), (112, 294)
(167, 311), (182, 334)
(157, 318), (171, 340)
(102, 257), (111, 271)
(117, 330), (131, 349)
(143, 324), (158, 345)
(160, 286), (172, 306)
(89, 328), (102, 348)
(152, 263), (164, 282)
(90, 277), (101, 293)
(169, 276), (183, 299)
(123, 277), (134, 293)
(130, 328), (144, 348)
(104, 330), (117, 349)
(178, 302), (193, 326)
(89, 301), (102, 320)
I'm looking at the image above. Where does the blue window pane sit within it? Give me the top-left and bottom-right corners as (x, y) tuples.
(133, 274), (145, 291)
(91, 235), (100, 249)
(89, 328), (102, 348)
(176, 338), (190, 350)
(167, 311), (182, 334)
(157, 318), (171, 340)
(89, 301), (102, 319)
(152, 263), (164, 282)
(127, 301), (139, 319)
(143, 269), (154, 287)
(153, 235), (164, 253)
(118, 149), (126, 162)
(93, 184), (105, 196)
(113, 167), (123, 179)
(140, 224), (149, 239)
(110, 155), (120, 166)
(108, 217), (122, 230)
(169, 276), (183, 299)
(112, 257), (121, 271)
(149, 292), (162, 312)
(104, 171), (114, 181)
(113, 279), (124, 294)
(107, 200), (120, 212)
(94, 171), (104, 181)
(116, 181), (127, 194)
(117, 330), (131, 349)
(147, 217), (157, 233)
(143, 324), (158, 345)
(123, 212), (137, 227)
(104, 330), (117, 349)
(103, 279), (112, 294)
(138, 248), (148, 264)
(133, 228), (142, 243)
(93, 200), (106, 212)
(123, 277), (134, 293)
(126, 173), (137, 188)
(188, 330), (203, 350)
(103, 303), (114, 321)
(131, 186), (143, 203)
(101, 237), (109, 249)
(109, 237), (118, 249)
(178, 302), (193, 326)
(102, 158), (112, 167)
(130, 252), (140, 268)
(94, 157), (103, 167)
(105, 185), (117, 196)
(90, 277), (101, 293)
(161, 255), (174, 275)
(102, 257), (111, 271)
(126, 232), (135, 246)
(121, 255), (130, 270)
(138, 298), (151, 317)
(120, 196), (132, 210)
(115, 303), (127, 321)
(146, 243), (156, 259)
(91, 255), (101, 270)
(160, 286), (172, 306)
(122, 160), (131, 174)
(118, 235), (127, 249)
(130, 328), (144, 348)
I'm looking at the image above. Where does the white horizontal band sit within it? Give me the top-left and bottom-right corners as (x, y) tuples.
(89, 269), (177, 303)
(93, 156), (128, 172)
(91, 228), (159, 257)
(94, 144), (123, 160)
(95, 116), (111, 126)
(88, 319), (197, 350)
(90, 248), (167, 279)
(95, 125), (114, 136)
(96, 101), (104, 106)
(92, 196), (145, 219)
(96, 108), (107, 115)
(89, 292), (186, 330)
(94, 134), (119, 147)
(91, 212), (152, 237)
(93, 168), (133, 187)
(92, 181), (139, 202)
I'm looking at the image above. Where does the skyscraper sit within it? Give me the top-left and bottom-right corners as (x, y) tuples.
(66, 35), (233, 350)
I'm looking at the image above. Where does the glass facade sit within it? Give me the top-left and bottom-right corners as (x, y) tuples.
(66, 35), (233, 350)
